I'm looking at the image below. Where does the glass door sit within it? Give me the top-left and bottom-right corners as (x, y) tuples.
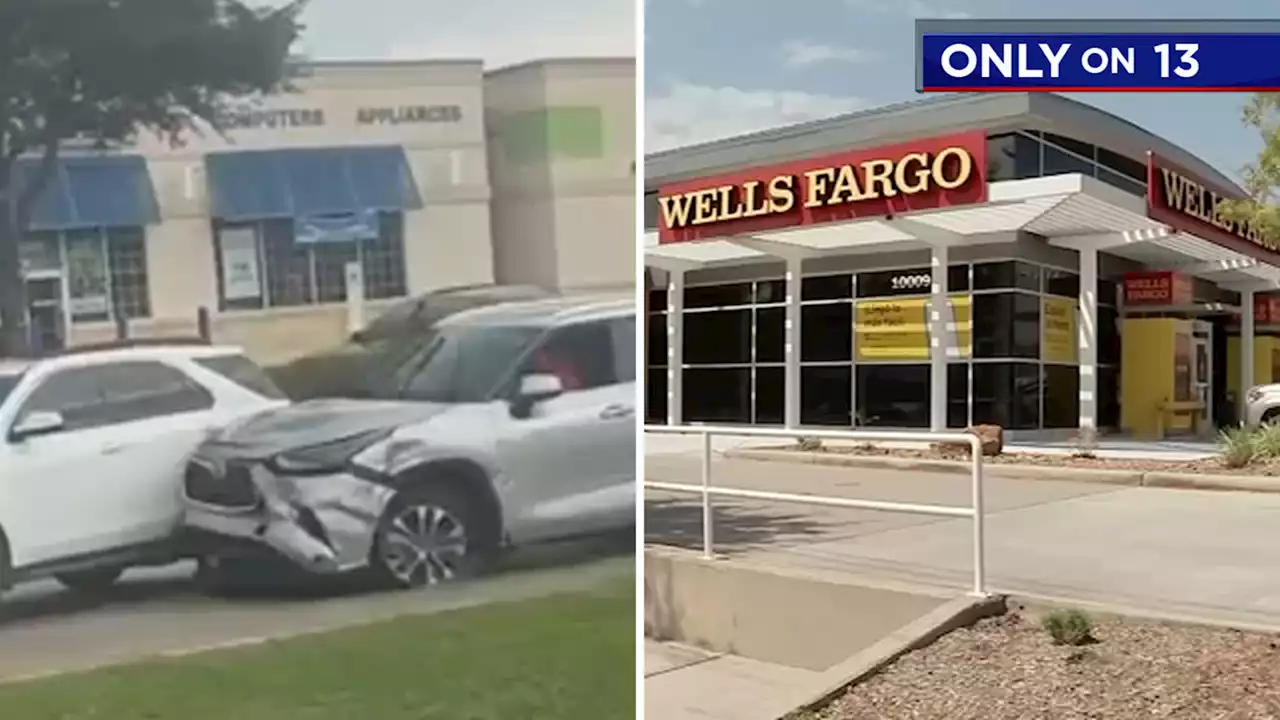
(1192, 320), (1213, 429)
(25, 276), (65, 354)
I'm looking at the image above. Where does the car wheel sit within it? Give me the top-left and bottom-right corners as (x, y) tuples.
(54, 568), (123, 593)
(371, 484), (484, 589)
(1264, 409), (1280, 426)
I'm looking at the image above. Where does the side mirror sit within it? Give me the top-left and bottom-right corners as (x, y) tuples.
(510, 373), (564, 419)
(10, 410), (65, 442)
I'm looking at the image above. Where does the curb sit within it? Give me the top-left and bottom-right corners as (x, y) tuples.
(725, 448), (1280, 495)
(786, 594), (1008, 718)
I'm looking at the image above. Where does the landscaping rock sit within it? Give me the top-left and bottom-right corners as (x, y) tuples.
(933, 424), (1004, 457)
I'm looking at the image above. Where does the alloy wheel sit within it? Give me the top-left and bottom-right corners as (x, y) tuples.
(378, 502), (469, 587)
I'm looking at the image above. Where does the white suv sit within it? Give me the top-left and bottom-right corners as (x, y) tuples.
(0, 343), (289, 594)
(1245, 384), (1280, 427)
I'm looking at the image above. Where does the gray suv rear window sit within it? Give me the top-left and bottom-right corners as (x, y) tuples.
(196, 355), (287, 400)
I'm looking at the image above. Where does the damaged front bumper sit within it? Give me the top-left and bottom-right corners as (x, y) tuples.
(181, 456), (397, 575)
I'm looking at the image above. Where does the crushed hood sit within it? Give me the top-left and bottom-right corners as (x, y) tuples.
(206, 398), (448, 457)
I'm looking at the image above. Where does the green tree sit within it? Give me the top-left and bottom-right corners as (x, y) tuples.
(1218, 94), (1280, 241)
(0, 0), (307, 356)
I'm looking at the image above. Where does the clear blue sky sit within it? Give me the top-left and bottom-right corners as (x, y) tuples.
(644, 0), (1276, 180)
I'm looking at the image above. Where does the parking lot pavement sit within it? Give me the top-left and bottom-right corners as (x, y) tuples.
(645, 452), (1280, 629)
(0, 536), (634, 682)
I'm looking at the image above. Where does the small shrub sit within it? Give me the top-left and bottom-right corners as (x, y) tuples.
(796, 436), (823, 452)
(1042, 607), (1095, 646)
(1219, 426), (1257, 469)
(1254, 423), (1280, 460)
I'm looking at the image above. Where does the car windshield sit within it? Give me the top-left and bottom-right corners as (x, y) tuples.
(0, 373), (21, 406)
(394, 324), (544, 403)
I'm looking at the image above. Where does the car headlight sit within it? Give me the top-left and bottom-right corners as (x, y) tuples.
(1248, 387), (1265, 404)
(268, 428), (393, 475)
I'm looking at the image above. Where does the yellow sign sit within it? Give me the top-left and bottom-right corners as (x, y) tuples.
(855, 295), (971, 361)
(1042, 297), (1077, 364)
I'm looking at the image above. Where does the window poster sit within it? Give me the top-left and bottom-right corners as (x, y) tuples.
(220, 227), (262, 300)
(65, 231), (109, 318)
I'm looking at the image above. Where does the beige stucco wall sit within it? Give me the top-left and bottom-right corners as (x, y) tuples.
(485, 58), (635, 292)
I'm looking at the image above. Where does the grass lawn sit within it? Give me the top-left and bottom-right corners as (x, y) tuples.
(1, 577), (635, 720)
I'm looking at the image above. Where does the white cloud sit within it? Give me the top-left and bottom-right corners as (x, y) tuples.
(646, 82), (866, 152)
(297, 0), (635, 67)
(845, 0), (973, 19)
(781, 39), (873, 68)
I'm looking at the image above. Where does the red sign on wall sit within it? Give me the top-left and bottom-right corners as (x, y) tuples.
(1123, 271), (1194, 306)
(1254, 294), (1280, 324)
(656, 131), (989, 244)
(1148, 152), (1280, 261)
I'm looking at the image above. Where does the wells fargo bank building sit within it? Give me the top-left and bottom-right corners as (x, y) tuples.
(643, 92), (1280, 439)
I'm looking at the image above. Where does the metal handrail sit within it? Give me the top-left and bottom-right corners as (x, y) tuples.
(643, 424), (988, 597)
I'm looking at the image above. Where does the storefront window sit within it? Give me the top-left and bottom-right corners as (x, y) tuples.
(1098, 306), (1119, 365)
(685, 283), (753, 308)
(684, 309), (751, 364)
(646, 368), (667, 424)
(802, 274), (852, 301)
(949, 363), (969, 429)
(856, 364), (929, 427)
(857, 265), (970, 297)
(684, 367), (751, 423)
(973, 362), (1040, 429)
(986, 133), (1041, 181)
(647, 312), (667, 367)
(802, 304), (853, 362)
(1043, 364), (1079, 428)
(1043, 132), (1096, 162)
(1043, 268), (1080, 297)
(24, 227), (151, 324)
(1098, 365), (1120, 429)
(1044, 144), (1096, 178)
(756, 307), (784, 363)
(214, 212), (408, 312)
(755, 279), (784, 303)
(973, 293), (1041, 358)
(973, 261), (1040, 291)
(66, 230), (111, 322)
(1097, 147), (1146, 184)
(802, 366), (851, 426)
(755, 366), (784, 424)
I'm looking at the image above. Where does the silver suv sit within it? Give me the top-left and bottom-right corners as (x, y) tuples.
(181, 295), (636, 589)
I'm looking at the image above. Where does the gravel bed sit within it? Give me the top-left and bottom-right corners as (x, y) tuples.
(773, 443), (1280, 476)
(800, 610), (1280, 719)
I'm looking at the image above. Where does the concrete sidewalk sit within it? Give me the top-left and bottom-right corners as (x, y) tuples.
(646, 452), (1280, 630)
(645, 640), (818, 720)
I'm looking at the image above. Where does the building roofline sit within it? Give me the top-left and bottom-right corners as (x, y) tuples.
(295, 58), (484, 70)
(484, 56), (635, 77)
(644, 92), (1244, 197)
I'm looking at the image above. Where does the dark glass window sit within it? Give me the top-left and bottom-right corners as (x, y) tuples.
(948, 264), (970, 292)
(949, 363), (969, 429)
(1043, 268), (1080, 297)
(647, 288), (666, 311)
(803, 274), (852, 301)
(973, 261), (1040, 291)
(755, 307), (783, 363)
(1098, 365), (1120, 429)
(1043, 364), (1079, 428)
(1043, 132), (1096, 162)
(643, 190), (659, 230)
(1044, 144), (1095, 177)
(647, 313), (668, 366)
(802, 366), (852, 426)
(646, 368), (667, 423)
(1097, 147), (1146, 183)
(755, 279), (785, 304)
(1098, 306), (1119, 365)
(755, 367), (784, 424)
(986, 133), (1041, 181)
(106, 228), (151, 319)
(972, 362), (1040, 429)
(856, 364), (929, 427)
(684, 367), (750, 423)
(685, 283), (753, 309)
(973, 293), (1040, 359)
(1097, 166), (1145, 196)
(684, 310), (751, 364)
(801, 304), (853, 362)
(1098, 278), (1118, 307)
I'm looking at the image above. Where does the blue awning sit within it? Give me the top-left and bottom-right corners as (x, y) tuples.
(18, 155), (160, 231)
(204, 145), (422, 221)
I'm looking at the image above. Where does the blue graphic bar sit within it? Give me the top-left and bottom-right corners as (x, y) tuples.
(917, 31), (1280, 92)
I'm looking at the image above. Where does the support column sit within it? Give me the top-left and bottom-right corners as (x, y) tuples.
(1242, 288), (1256, 424)
(928, 244), (949, 431)
(666, 270), (685, 426)
(784, 258), (802, 429)
(1077, 246), (1099, 434)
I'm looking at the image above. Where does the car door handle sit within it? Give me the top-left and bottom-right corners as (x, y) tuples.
(599, 404), (635, 420)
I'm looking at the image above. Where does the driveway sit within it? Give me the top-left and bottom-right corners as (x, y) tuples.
(646, 451), (1280, 629)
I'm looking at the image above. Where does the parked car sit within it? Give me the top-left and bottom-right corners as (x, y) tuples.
(181, 295), (636, 589)
(269, 283), (558, 400)
(0, 342), (289, 594)
(1244, 384), (1280, 427)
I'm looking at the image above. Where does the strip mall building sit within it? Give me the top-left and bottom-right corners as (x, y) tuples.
(14, 57), (635, 364)
(643, 93), (1280, 440)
